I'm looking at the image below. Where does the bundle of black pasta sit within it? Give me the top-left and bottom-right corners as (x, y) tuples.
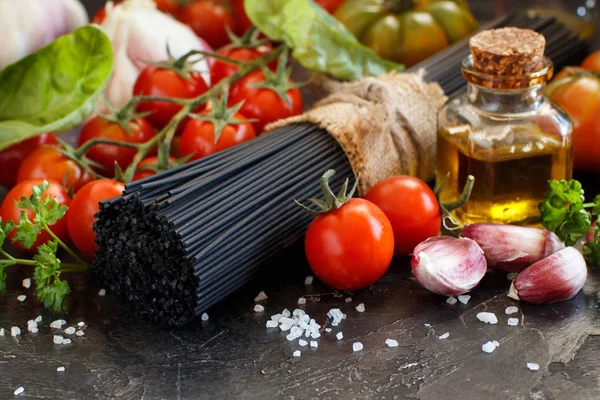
(93, 9), (590, 327)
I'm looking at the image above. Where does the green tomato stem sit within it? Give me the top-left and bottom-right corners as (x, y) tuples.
(43, 225), (89, 270)
(75, 138), (142, 158)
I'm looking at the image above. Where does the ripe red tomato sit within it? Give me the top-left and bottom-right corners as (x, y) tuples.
(210, 45), (275, 84)
(132, 156), (175, 181)
(305, 198), (394, 291)
(582, 50), (600, 72)
(133, 66), (209, 130)
(232, 0), (253, 34)
(17, 147), (94, 193)
(228, 70), (303, 133)
(180, 111), (256, 161)
(0, 179), (71, 253)
(67, 179), (125, 258)
(154, 0), (181, 16)
(315, 0), (346, 14)
(77, 116), (156, 175)
(91, 0), (122, 24)
(365, 176), (441, 256)
(0, 133), (58, 188)
(178, 1), (236, 49)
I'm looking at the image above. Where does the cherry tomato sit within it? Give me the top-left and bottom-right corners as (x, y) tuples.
(365, 176), (441, 256)
(67, 179), (125, 258)
(232, 0), (253, 34)
(228, 70), (303, 134)
(0, 133), (58, 188)
(133, 66), (209, 130)
(180, 111), (256, 161)
(154, 0), (181, 16)
(305, 198), (394, 291)
(77, 116), (156, 175)
(0, 179), (71, 253)
(132, 156), (175, 181)
(178, 1), (236, 49)
(17, 147), (94, 193)
(582, 50), (600, 72)
(91, 0), (122, 24)
(315, 0), (346, 14)
(210, 45), (275, 85)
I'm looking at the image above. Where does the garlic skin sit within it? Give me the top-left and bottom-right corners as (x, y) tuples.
(0, 0), (88, 69)
(462, 223), (564, 273)
(508, 247), (587, 304)
(411, 236), (487, 297)
(97, 0), (211, 112)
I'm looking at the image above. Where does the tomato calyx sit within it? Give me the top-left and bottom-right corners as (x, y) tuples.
(434, 173), (475, 232)
(249, 50), (304, 109)
(101, 96), (154, 135)
(295, 169), (359, 216)
(142, 45), (208, 81)
(53, 137), (106, 179)
(224, 25), (271, 51)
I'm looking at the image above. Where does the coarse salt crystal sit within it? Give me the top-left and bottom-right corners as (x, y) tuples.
(508, 318), (519, 326)
(63, 339), (72, 344)
(299, 339), (308, 347)
(50, 319), (66, 329)
(311, 331), (321, 339)
(254, 291), (268, 302)
(304, 276), (313, 285)
(293, 309), (305, 317)
(505, 306), (519, 315)
(286, 333), (297, 341)
(424, 323), (431, 327)
(446, 297), (458, 305)
(14, 387), (24, 395)
(297, 297), (306, 305)
(279, 323), (292, 332)
(17, 295), (26, 302)
(57, 366), (65, 372)
(201, 313), (209, 321)
(293, 350), (301, 357)
(355, 303), (365, 313)
(328, 308), (344, 326)
(270, 314), (282, 322)
(492, 340), (499, 347)
(336, 332), (343, 340)
(76, 330), (85, 337)
(254, 304), (265, 313)
(27, 320), (38, 333)
(352, 342), (363, 352)
(64, 327), (76, 335)
(385, 339), (399, 348)
(22, 278), (31, 289)
(282, 309), (291, 318)
(0, 328), (4, 336)
(11, 327), (21, 337)
(310, 341), (318, 348)
(458, 295), (471, 304)
(325, 328), (332, 333)
(35, 315), (42, 323)
(527, 363), (540, 371)
(98, 289), (106, 296)
(476, 312), (498, 324)
(77, 321), (85, 327)
(345, 297), (352, 303)
(53, 335), (64, 344)
(439, 332), (450, 339)
(266, 320), (278, 328)
(482, 341), (497, 353)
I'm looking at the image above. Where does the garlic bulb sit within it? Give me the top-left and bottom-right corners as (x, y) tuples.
(0, 0), (88, 69)
(97, 0), (212, 112)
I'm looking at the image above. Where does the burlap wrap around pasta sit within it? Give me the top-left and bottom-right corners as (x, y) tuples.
(266, 71), (447, 196)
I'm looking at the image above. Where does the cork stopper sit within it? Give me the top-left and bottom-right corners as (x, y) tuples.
(469, 27), (546, 76)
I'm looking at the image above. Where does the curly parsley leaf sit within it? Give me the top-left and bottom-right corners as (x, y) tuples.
(33, 240), (70, 313)
(36, 279), (70, 314)
(583, 229), (600, 268)
(0, 219), (14, 248)
(592, 194), (600, 216)
(17, 180), (68, 226)
(12, 210), (41, 249)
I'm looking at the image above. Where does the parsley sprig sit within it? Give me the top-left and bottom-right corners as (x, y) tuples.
(539, 179), (600, 267)
(0, 181), (88, 312)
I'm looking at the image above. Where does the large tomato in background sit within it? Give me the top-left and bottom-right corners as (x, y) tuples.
(180, 111), (256, 161)
(78, 116), (156, 174)
(548, 72), (600, 173)
(315, 0), (345, 14)
(0, 179), (71, 253)
(16, 147), (94, 193)
(67, 179), (125, 258)
(228, 70), (303, 134)
(0, 133), (57, 188)
(232, 0), (253, 34)
(178, 1), (236, 49)
(154, 0), (181, 16)
(581, 50), (600, 72)
(91, 0), (122, 24)
(365, 176), (441, 256)
(210, 44), (276, 85)
(133, 66), (209, 130)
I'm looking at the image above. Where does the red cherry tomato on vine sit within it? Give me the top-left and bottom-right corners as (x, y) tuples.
(0, 179), (71, 253)
(153, 0), (181, 16)
(133, 66), (209, 130)
(67, 179), (125, 258)
(314, 0), (346, 14)
(365, 176), (441, 256)
(91, 0), (122, 24)
(0, 133), (58, 188)
(17, 147), (94, 193)
(180, 111), (256, 161)
(305, 198), (394, 291)
(232, 0), (253, 34)
(178, 1), (236, 49)
(77, 116), (156, 175)
(132, 156), (175, 181)
(210, 45), (276, 85)
(228, 70), (303, 134)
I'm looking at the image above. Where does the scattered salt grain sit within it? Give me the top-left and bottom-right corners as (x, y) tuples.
(53, 335), (64, 344)
(336, 332), (343, 340)
(64, 327), (76, 335)
(297, 297), (307, 305)
(50, 319), (66, 329)
(508, 318), (519, 326)
(482, 341), (498, 353)
(310, 341), (318, 348)
(254, 291), (268, 302)
(476, 312), (498, 324)
(63, 339), (72, 344)
(76, 330), (85, 337)
(352, 342), (363, 352)
(35, 315), (42, 323)
(279, 323), (293, 332)
(492, 340), (499, 347)
(527, 363), (540, 371)
(98, 289), (106, 296)
(266, 320), (278, 328)
(201, 313), (209, 321)
(0, 328), (4, 336)
(325, 328), (332, 333)
(282, 309), (291, 318)
(446, 297), (458, 305)
(57, 366), (65, 372)
(439, 332), (450, 339)
(505, 306), (519, 315)
(254, 304), (265, 313)
(299, 339), (308, 347)
(22, 279), (31, 289)
(304, 276), (313, 285)
(17, 295), (26, 302)
(14, 387), (24, 396)
(458, 295), (471, 304)
(11, 327), (21, 337)
(293, 350), (301, 357)
(27, 320), (38, 333)
(328, 308), (345, 326)
(507, 272), (519, 280)
(355, 303), (365, 313)
(77, 321), (85, 327)
(293, 309), (305, 318)
(424, 323), (431, 327)
(385, 339), (399, 348)
(345, 297), (352, 303)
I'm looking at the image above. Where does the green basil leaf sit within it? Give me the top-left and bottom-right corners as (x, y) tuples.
(0, 25), (113, 151)
(244, 0), (402, 81)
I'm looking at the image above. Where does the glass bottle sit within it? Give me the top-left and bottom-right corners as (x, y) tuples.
(436, 27), (573, 226)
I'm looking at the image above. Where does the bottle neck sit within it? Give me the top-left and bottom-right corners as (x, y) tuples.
(467, 83), (547, 115)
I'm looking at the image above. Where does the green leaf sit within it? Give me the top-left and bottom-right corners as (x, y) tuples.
(0, 25), (114, 151)
(17, 181), (68, 227)
(36, 279), (70, 314)
(583, 233), (600, 269)
(244, 0), (402, 81)
(0, 219), (14, 248)
(13, 210), (41, 249)
(592, 194), (600, 216)
(33, 240), (70, 313)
